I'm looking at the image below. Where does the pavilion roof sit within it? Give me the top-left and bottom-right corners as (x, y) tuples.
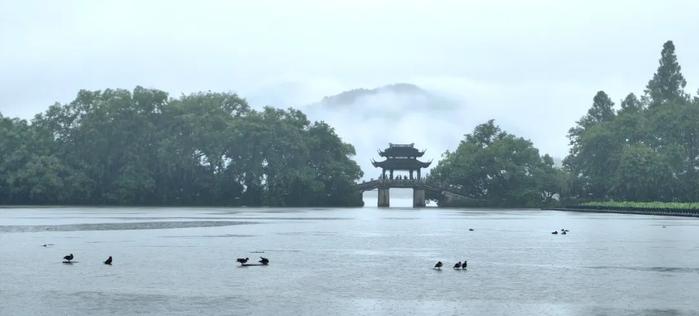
(379, 143), (425, 158)
(371, 158), (431, 170)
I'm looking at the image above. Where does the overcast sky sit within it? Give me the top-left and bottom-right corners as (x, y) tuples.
(2, 0), (699, 164)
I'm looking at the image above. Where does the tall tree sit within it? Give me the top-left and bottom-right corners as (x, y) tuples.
(645, 40), (687, 107)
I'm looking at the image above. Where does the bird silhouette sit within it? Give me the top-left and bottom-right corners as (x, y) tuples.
(104, 256), (112, 265)
(236, 257), (249, 265)
(259, 257), (269, 265)
(468, 228), (474, 231)
(453, 261), (462, 269)
(551, 231), (558, 235)
(434, 261), (443, 269)
(462, 260), (468, 269)
(63, 253), (74, 263)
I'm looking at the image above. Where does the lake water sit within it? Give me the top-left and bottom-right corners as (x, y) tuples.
(1, 204), (699, 315)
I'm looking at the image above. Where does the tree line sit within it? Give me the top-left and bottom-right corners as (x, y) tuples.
(1, 40), (695, 207)
(428, 40), (698, 207)
(0, 89), (363, 206)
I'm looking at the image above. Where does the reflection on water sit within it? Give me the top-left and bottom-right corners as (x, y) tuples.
(1, 206), (698, 315)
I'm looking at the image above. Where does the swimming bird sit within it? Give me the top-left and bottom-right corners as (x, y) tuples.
(561, 231), (567, 235)
(259, 257), (269, 265)
(453, 261), (462, 269)
(468, 228), (474, 231)
(434, 261), (443, 269)
(463, 260), (468, 268)
(63, 253), (74, 262)
(551, 231), (558, 235)
(104, 256), (112, 265)
(236, 257), (249, 265)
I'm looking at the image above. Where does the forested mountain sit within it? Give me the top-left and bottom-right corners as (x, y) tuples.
(0, 88), (363, 206)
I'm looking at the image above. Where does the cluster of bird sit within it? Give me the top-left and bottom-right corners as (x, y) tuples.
(434, 260), (468, 270)
(551, 228), (570, 235)
(62, 253), (112, 265)
(236, 257), (269, 266)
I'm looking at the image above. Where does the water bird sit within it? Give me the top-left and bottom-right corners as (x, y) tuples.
(453, 261), (462, 269)
(468, 228), (474, 231)
(236, 257), (249, 265)
(561, 231), (567, 235)
(551, 231), (558, 235)
(462, 260), (467, 268)
(259, 257), (269, 265)
(63, 253), (74, 263)
(104, 256), (112, 265)
(434, 261), (443, 269)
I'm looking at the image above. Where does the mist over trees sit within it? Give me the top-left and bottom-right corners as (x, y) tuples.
(0, 88), (363, 206)
(1, 40), (696, 208)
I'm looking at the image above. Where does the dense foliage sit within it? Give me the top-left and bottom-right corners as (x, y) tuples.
(427, 120), (566, 207)
(564, 40), (699, 202)
(0, 88), (363, 206)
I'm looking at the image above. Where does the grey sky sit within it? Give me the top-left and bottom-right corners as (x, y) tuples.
(2, 0), (698, 165)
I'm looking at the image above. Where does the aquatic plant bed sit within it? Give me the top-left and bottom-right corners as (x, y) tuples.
(547, 201), (699, 217)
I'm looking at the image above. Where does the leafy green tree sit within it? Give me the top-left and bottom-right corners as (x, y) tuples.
(429, 120), (565, 207)
(0, 87), (363, 206)
(645, 40), (687, 107)
(619, 93), (643, 114)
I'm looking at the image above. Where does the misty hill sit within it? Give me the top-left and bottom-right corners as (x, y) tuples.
(318, 83), (426, 106)
(310, 83), (455, 113)
(301, 83), (468, 181)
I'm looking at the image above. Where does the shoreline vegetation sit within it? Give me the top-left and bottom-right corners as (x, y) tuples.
(547, 200), (699, 217)
(2, 40), (699, 208)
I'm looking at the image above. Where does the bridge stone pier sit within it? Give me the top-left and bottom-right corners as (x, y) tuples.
(378, 188), (390, 207)
(413, 188), (425, 207)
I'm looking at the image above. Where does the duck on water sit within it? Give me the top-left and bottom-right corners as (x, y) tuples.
(238, 257), (269, 267)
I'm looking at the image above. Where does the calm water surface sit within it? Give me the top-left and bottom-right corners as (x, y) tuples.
(1, 205), (699, 315)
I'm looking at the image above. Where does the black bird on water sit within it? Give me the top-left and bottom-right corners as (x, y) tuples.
(63, 253), (74, 263)
(551, 231), (558, 235)
(453, 261), (462, 269)
(259, 257), (269, 265)
(434, 261), (443, 269)
(462, 260), (468, 269)
(236, 257), (249, 265)
(104, 256), (112, 265)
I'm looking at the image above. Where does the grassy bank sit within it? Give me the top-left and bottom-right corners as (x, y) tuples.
(550, 201), (699, 217)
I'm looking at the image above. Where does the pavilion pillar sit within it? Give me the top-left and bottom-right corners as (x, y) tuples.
(378, 188), (390, 207)
(417, 169), (421, 180)
(409, 170), (414, 180)
(389, 169), (394, 180)
(413, 188), (426, 208)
